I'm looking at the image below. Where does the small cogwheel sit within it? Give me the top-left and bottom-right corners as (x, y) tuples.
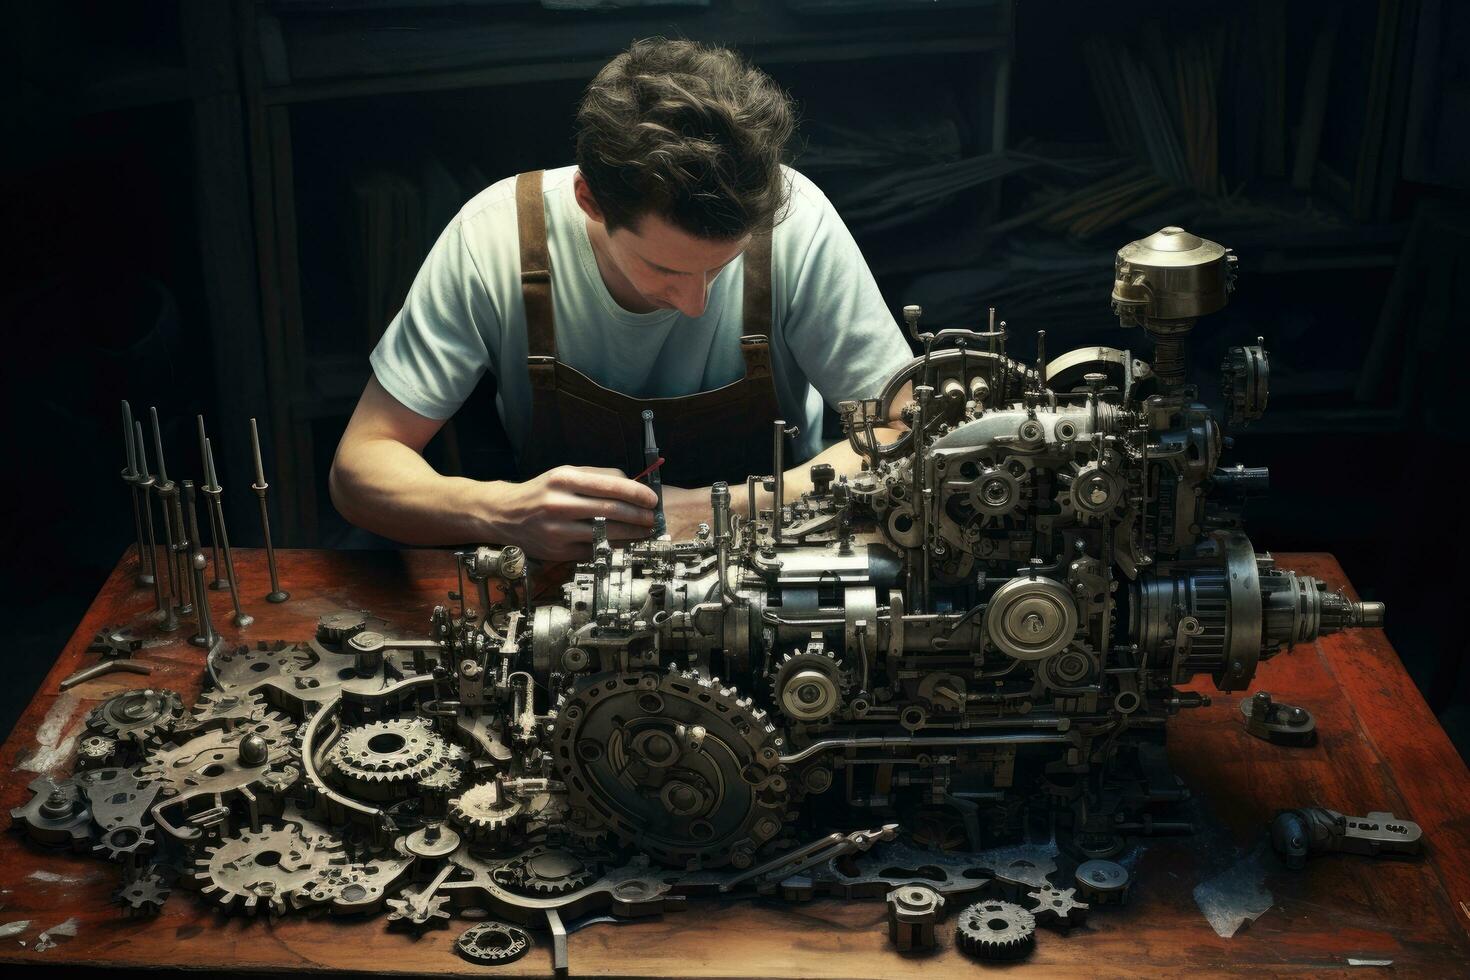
(769, 649), (848, 722)
(75, 734), (119, 770)
(316, 612), (368, 644)
(86, 689), (183, 747)
(115, 868), (171, 917)
(448, 781), (524, 843)
(1025, 885), (1089, 927)
(955, 900), (1037, 961)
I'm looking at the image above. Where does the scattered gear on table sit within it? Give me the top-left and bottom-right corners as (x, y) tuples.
(955, 899), (1037, 961)
(1026, 885), (1089, 927)
(115, 867), (172, 917)
(87, 627), (144, 660)
(76, 734), (120, 770)
(86, 689), (183, 747)
(1074, 859), (1131, 905)
(317, 612), (369, 644)
(456, 921), (533, 966)
(195, 821), (343, 915)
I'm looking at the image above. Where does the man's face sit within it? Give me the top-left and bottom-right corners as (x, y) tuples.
(603, 213), (749, 319)
(573, 171), (749, 318)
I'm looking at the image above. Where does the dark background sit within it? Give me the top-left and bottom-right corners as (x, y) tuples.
(2, 0), (1466, 759)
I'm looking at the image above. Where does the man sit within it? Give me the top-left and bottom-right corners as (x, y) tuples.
(330, 38), (913, 560)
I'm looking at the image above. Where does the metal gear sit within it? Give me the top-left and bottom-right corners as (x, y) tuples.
(317, 612), (369, 644)
(1025, 885), (1089, 927)
(94, 823), (154, 863)
(178, 690), (270, 733)
(550, 670), (789, 869)
(955, 899), (1037, 961)
(195, 821), (343, 915)
(325, 718), (465, 801)
(769, 648), (848, 722)
(115, 868), (171, 917)
(87, 627), (144, 660)
(139, 715), (299, 805)
(448, 781), (523, 843)
(86, 688), (183, 747)
(491, 846), (594, 897)
(75, 734), (119, 770)
(455, 921), (533, 966)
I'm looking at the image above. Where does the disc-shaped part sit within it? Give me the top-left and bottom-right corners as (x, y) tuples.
(551, 672), (788, 868)
(456, 921), (532, 965)
(985, 577), (1078, 661)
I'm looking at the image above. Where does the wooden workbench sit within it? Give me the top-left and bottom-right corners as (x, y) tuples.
(0, 548), (1466, 977)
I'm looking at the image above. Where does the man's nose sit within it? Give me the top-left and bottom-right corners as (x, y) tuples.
(674, 277), (711, 317)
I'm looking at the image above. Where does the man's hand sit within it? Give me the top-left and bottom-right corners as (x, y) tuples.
(482, 465), (658, 562)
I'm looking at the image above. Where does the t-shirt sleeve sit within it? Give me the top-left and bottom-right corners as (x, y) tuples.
(369, 219), (496, 421)
(777, 175), (914, 409)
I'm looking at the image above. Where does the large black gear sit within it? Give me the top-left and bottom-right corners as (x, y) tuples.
(955, 899), (1037, 961)
(549, 670), (789, 869)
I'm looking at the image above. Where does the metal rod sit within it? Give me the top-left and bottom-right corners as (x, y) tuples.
(205, 437), (252, 627)
(166, 471), (194, 618)
(640, 409), (666, 538)
(183, 480), (218, 648)
(59, 660), (153, 691)
(187, 551), (219, 650)
(150, 408), (192, 616)
(133, 421), (169, 624)
(121, 401), (153, 586)
(771, 420), (787, 545)
(712, 482), (738, 607)
(249, 417), (289, 603)
(197, 415), (227, 589)
(146, 414), (184, 629)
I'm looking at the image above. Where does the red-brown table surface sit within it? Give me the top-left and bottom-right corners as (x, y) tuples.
(0, 548), (1466, 978)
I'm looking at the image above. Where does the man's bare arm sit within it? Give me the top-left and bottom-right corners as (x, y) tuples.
(661, 383), (912, 539)
(330, 377), (658, 559)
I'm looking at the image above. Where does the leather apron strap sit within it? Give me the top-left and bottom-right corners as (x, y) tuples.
(515, 169), (784, 485)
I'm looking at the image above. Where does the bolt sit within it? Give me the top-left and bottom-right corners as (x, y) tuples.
(238, 733), (269, 766)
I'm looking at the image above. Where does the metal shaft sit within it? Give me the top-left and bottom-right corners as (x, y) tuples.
(204, 438), (251, 627)
(152, 479), (183, 628)
(150, 407), (192, 616)
(249, 417), (289, 603)
(183, 480), (218, 648)
(121, 401), (154, 586)
(187, 551), (219, 650)
(197, 415), (227, 589)
(166, 476), (194, 618)
(771, 420), (786, 545)
(640, 409), (666, 538)
(133, 421), (169, 624)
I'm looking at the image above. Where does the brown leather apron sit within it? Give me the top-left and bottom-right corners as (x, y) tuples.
(514, 169), (785, 488)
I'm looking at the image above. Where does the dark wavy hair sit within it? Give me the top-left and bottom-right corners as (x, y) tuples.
(575, 38), (795, 240)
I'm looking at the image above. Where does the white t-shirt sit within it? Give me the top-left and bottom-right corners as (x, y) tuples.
(369, 164), (913, 464)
